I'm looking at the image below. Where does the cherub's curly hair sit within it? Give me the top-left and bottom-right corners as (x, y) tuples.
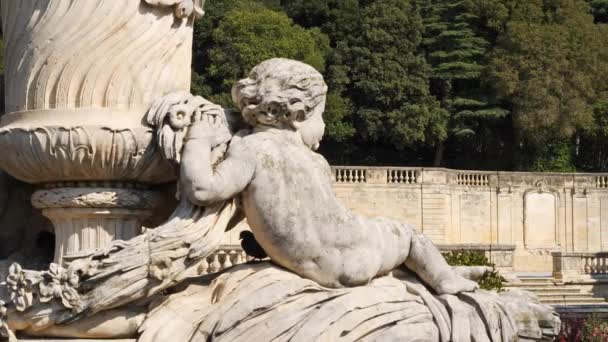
(231, 58), (328, 127)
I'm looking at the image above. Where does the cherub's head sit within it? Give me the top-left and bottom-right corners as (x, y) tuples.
(232, 58), (328, 150)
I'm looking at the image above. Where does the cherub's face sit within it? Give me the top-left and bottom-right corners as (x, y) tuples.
(296, 101), (326, 151)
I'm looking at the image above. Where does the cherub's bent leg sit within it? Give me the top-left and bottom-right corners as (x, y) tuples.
(404, 234), (478, 295)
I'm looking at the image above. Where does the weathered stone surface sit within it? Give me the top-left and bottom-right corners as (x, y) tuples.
(0, 1), (562, 339)
(140, 262), (559, 342)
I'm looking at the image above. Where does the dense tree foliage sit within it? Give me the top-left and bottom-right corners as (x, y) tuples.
(323, 0), (446, 163)
(420, 0), (508, 166)
(0, 1), (605, 171)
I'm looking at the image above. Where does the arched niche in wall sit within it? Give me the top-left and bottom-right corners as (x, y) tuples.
(523, 180), (560, 250)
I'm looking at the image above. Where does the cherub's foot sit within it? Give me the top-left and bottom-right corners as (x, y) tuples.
(433, 273), (479, 295)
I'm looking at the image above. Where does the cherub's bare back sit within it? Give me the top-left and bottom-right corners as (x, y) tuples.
(235, 132), (411, 287)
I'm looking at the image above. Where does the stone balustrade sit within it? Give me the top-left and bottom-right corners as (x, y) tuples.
(202, 244), (515, 276)
(198, 246), (253, 275)
(553, 252), (608, 281)
(328, 166), (608, 274)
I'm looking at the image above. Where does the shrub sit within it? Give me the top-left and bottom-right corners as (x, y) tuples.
(442, 249), (507, 291)
(559, 314), (608, 342)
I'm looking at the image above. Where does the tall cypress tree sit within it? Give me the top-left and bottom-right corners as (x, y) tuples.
(420, 0), (508, 166)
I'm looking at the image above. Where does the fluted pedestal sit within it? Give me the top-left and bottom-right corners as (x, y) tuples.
(31, 184), (164, 265)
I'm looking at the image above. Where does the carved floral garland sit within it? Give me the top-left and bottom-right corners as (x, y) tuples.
(3, 263), (82, 313)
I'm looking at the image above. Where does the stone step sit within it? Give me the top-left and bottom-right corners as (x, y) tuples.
(507, 282), (564, 288)
(536, 293), (599, 299)
(517, 277), (555, 284)
(541, 296), (606, 304)
(518, 287), (582, 294)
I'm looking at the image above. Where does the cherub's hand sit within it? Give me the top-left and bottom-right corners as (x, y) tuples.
(186, 103), (232, 147)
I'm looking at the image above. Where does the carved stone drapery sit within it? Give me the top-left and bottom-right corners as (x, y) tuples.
(0, 0), (200, 263)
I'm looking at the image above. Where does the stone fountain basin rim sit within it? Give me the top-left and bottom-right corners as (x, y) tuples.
(0, 107), (151, 131)
(32, 187), (166, 210)
(0, 107), (177, 184)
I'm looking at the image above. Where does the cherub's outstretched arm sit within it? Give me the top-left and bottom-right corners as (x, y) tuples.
(180, 116), (255, 206)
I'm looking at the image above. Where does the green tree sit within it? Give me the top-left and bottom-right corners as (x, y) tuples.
(588, 0), (608, 22)
(324, 0), (446, 162)
(420, 0), (508, 166)
(489, 0), (602, 170)
(194, 1), (329, 107)
(577, 101), (608, 171)
(280, 0), (330, 28)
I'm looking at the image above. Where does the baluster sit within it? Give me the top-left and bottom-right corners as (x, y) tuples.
(602, 257), (607, 274)
(591, 257), (598, 274)
(595, 258), (600, 274)
(223, 251), (233, 269)
(210, 253), (221, 273)
(199, 256), (210, 275)
(235, 251), (244, 265)
(388, 170), (393, 183)
(584, 257), (591, 274)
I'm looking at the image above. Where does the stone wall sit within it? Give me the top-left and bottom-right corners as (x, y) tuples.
(328, 167), (608, 273)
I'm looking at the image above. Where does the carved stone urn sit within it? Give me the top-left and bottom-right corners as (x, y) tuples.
(0, 0), (202, 264)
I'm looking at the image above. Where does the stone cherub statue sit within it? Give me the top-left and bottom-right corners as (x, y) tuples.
(0, 58), (559, 341)
(179, 58), (478, 294)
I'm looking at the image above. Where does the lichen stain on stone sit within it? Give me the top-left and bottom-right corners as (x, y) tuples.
(261, 154), (275, 169)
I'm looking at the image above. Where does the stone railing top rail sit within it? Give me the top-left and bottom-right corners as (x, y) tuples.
(331, 166), (608, 188)
(437, 244), (516, 252)
(552, 252), (608, 258)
